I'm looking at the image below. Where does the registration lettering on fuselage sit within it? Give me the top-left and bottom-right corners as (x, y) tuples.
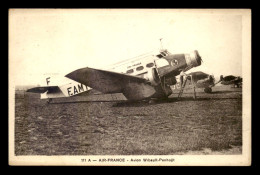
(127, 62), (141, 69)
(67, 83), (88, 96)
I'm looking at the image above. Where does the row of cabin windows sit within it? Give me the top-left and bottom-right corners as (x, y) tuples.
(126, 62), (154, 74)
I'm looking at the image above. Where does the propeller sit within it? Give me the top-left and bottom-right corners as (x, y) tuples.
(212, 75), (223, 86)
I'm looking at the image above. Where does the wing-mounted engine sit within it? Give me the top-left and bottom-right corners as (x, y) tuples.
(144, 68), (161, 86)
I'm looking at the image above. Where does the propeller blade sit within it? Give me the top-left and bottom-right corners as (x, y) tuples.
(214, 79), (222, 86)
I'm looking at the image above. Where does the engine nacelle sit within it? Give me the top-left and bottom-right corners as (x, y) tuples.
(145, 68), (161, 86)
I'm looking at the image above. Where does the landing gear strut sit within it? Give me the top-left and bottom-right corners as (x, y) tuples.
(191, 76), (197, 100)
(47, 98), (52, 104)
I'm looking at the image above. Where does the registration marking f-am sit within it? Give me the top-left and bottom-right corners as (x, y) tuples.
(67, 83), (89, 96)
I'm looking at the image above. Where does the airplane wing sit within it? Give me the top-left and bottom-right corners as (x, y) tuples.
(27, 86), (61, 93)
(65, 67), (148, 94)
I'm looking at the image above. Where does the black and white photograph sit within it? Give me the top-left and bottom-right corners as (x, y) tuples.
(9, 9), (251, 166)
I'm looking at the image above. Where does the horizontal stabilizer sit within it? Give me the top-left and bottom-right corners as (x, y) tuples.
(27, 86), (60, 93)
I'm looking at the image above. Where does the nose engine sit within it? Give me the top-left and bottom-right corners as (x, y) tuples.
(185, 50), (202, 68)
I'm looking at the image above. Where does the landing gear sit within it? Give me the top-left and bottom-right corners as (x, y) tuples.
(191, 75), (197, 100)
(178, 74), (188, 99)
(47, 98), (52, 104)
(148, 99), (157, 104)
(193, 84), (197, 100)
(204, 87), (212, 93)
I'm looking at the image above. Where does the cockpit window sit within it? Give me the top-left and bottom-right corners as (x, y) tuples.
(146, 63), (154, 68)
(157, 50), (170, 58)
(156, 54), (164, 58)
(136, 66), (144, 71)
(126, 69), (134, 74)
(161, 52), (166, 56)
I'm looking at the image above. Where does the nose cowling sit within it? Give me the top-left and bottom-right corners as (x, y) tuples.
(190, 50), (202, 67)
(185, 50), (202, 68)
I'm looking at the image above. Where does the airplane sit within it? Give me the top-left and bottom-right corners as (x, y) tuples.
(27, 47), (202, 103)
(64, 49), (202, 101)
(175, 72), (242, 99)
(219, 75), (242, 88)
(176, 71), (215, 94)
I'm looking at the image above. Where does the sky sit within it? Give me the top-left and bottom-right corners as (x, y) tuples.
(9, 9), (247, 86)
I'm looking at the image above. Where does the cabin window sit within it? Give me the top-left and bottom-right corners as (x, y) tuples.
(146, 63), (154, 68)
(126, 69), (134, 74)
(136, 66), (144, 71)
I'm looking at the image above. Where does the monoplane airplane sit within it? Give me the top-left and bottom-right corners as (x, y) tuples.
(27, 48), (202, 102)
(65, 49), (202, 101)
(219, 75), (242, 88)
(175, 72), (242, 99)
(174, 71), (215, 99)
(178, 71), (215, 94)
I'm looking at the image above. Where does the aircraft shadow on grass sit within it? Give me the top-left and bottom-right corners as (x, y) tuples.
(49, 97), (240, 107)
(49, 100), (124, 105)
(48, 91), (241, 106)
(113, 96), (241, 107)
(208, 90), (240, 94)
(176, 90), (237, 95)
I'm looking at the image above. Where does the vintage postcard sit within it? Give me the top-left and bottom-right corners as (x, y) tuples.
(9, 9), (251, 166)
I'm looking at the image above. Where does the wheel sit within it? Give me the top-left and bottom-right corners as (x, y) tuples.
(148, 99), (156, 104)
(47, 98), (52, 104)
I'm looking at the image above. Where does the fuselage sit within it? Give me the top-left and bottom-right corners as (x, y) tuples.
(106, 50), (170, 77)
(106, 49), (201, 84)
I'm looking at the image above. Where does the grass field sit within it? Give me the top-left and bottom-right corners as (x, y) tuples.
(14, 85), (242, 155)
